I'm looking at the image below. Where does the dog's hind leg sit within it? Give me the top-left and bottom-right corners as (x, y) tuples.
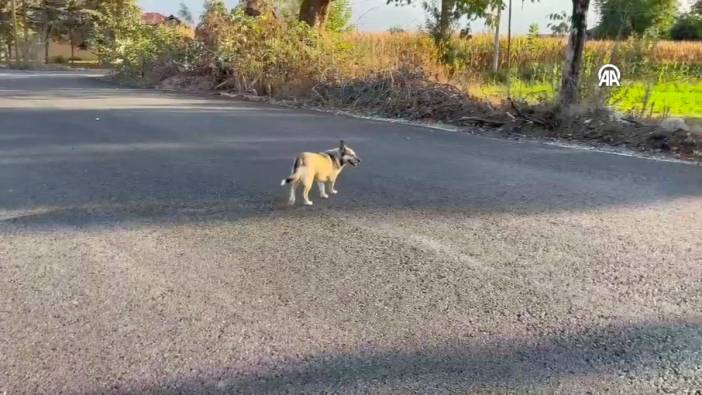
(288, 181), (298, 205)
(318, 182), (329, 199)
(302, 176), (314, 206)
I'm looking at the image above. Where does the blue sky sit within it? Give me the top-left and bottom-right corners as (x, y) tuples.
(138, 0), (693, 35)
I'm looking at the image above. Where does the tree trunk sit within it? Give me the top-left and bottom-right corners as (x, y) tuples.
(559, 0), (590, 106)
(299, 0), (331, 28)
(21, 0), (30, 63)
(69, 27), (74, 64)
(10, 0), (20, 65)
(317, 0), (330, 26)
(492, 5), (501, 72)
(438, 0), (455, 44)
(245, 0), (262, 17)
(22, 25), (29, 63)
(506, 0), (512, 71)
(44, 25), (52, 64)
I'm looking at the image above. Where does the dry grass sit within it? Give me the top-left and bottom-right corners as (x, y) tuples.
(338, 32), (441, 78)
(341, 33), (702, 81)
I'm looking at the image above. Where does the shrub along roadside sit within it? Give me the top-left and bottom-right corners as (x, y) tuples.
(109, 12), (702, 161)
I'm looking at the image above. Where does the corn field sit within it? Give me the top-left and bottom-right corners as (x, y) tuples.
(341, 33), (702, 83)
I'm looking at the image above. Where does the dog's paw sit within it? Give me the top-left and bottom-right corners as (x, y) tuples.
(320, 194), (329, 199)
(304, 200), (314, 206)
(330, 189), (338, 194)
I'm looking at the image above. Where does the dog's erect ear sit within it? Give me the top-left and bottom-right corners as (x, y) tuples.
(339, 140), (346, 150)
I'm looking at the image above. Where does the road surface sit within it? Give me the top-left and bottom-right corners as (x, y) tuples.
(1, 70), (701, 394)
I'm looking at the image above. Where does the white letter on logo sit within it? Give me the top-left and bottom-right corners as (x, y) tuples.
(598, 64), (621, 87)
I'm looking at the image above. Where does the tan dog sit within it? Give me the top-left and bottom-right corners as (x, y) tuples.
(281, 140), (361, 206)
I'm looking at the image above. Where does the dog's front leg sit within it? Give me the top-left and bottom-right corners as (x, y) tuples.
(317, 182), (329, 199)
(328, 179), (338, 194)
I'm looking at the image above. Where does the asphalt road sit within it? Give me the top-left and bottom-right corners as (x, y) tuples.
(1, 70), (701, 394)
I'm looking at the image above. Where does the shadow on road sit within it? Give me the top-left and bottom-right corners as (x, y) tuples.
(114, 320), (702, 393)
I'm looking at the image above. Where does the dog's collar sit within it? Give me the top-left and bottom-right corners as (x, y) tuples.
(323, 152), (341, 168)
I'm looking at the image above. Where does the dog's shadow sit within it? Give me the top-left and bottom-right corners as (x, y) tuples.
(271, 196), (293, 210)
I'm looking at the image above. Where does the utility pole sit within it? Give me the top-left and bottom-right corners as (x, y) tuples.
(10, 0), (20, 65)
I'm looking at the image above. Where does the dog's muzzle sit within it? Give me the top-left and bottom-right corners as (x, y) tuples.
(350, 158), (361, 167)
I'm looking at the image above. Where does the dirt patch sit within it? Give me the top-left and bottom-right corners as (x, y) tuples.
(159, 75), (214, 92)
(310, 69), (497, 124)
(499, 104), (702, 160)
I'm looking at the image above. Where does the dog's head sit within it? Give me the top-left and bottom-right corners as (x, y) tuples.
(338, 140), (361, 167)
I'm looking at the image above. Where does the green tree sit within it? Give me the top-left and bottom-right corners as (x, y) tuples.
(10, 0), (27, 63)
(325, 0), (352, 32)
(27, 0), (66, 63)
(593, 0), (677, 38)
(390, 0), (526, 46)
(200, 0), (228, 27)
(0, 0), (16, 62)
(93, 0), (142, 62)
(196, 0), (230, 54)
(693, 0), (702, 15)
(421, 0), (459, 44)
(64, 0), (78, 53)
(61, 0), (89, 62)
(204, 0), (227, 15)
(178, 2), (194, 25)
(669, 13), (702, 40)
(547, 10), (569, 35)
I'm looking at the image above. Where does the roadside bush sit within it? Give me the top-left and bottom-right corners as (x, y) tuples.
(210, 10), (335, 96)
(110, 4), (702, 118)
(109, 24), (198, 80)
(199, 11), (439, 98)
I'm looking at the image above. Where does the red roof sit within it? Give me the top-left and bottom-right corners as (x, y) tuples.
(142, 12), (167, 25)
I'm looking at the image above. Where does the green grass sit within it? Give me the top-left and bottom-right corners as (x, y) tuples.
(471, 79), (702, 119)
(608, 80), (702, 118)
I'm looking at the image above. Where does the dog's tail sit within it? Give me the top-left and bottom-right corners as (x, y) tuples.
(280, 157), (302, 186)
